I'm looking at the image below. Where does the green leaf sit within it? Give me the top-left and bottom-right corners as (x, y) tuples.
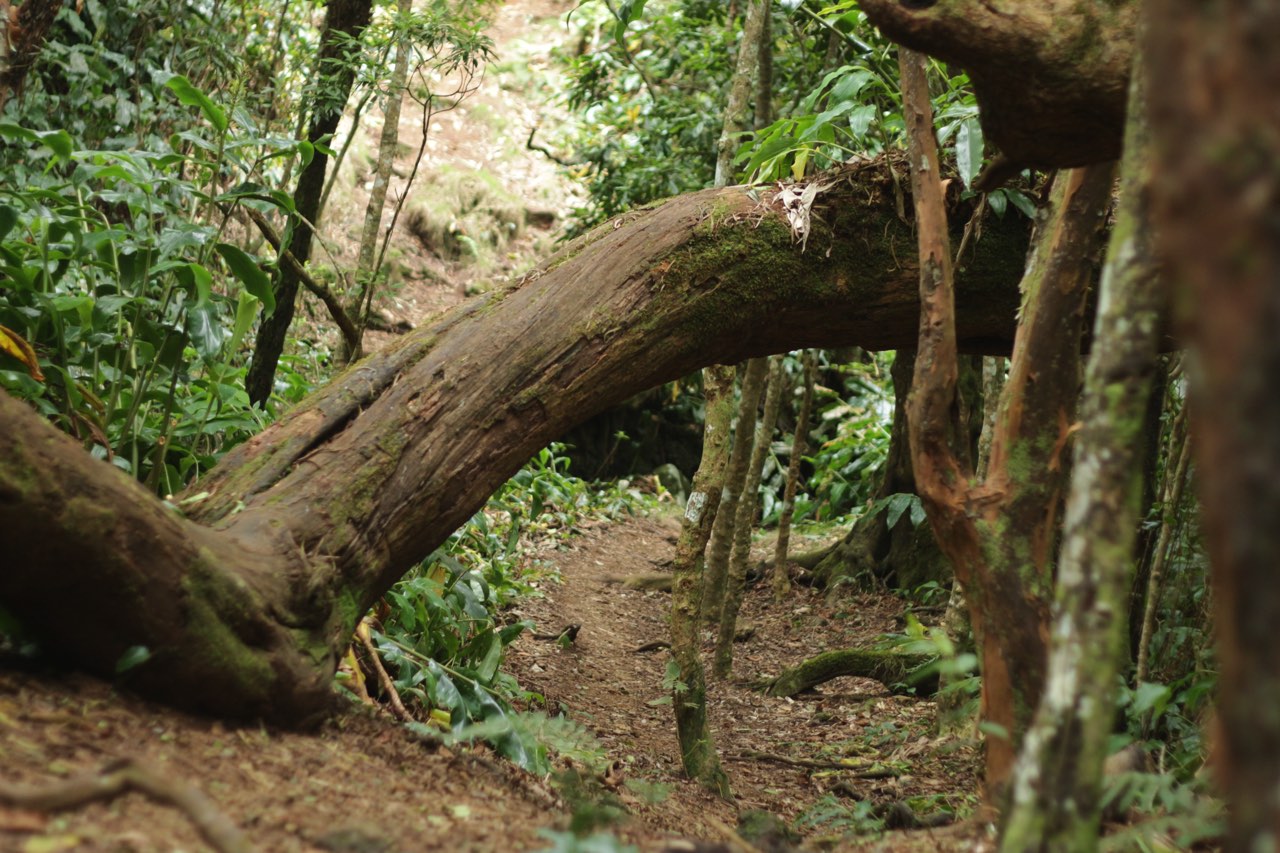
(475, 632), (502, 684)
(955, 117), (984, 190)
(909, 496), (927, 528)
(884, 492), (913, 529)
(987, 189), (1008, 218)
(214, 243), (275, 316)
(1132, 681), (1172, 718)
(175, 262), (213, 305)
(0, 124), (73, 161)
(226, 291), (259, 359)
(115, 645), (152, 674)
(0, 205), (18, 243)
(34, 129), (74, 161)
(186, 302), (227, 361)
(1006, 189), (1038, 220)
(164, 75), (228, 133)
(426, 660), (464, 717)
(613, 0), (649, 46)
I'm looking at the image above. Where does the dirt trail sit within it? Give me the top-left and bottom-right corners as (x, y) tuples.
(0, 510), (981, 852)
(505, 510), (982, 851)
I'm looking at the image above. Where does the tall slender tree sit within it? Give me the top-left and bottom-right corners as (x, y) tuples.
(245, 0), (373, 406)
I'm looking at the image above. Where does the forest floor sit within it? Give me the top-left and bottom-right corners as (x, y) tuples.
(0, 509), (989, 853)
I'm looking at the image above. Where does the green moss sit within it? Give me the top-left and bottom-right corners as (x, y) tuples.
(182, 553), (276, 700)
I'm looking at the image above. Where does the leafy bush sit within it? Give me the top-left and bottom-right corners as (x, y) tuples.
(359, 444), (655, 768)
(0, 115), (290, 492)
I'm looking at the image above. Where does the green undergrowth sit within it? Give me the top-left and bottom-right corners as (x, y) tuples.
(345, 442), (660, 774)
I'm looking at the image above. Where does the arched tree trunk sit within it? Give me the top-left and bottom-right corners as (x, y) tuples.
(0, 165), (1029, 725)
(858, 0), (1135, 174)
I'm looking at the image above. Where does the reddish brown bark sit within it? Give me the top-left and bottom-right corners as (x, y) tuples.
(859, 0), (1135, 175)
(0, 166), (1029, 723)
(899, 45), (1115, 801)
(1147, 2), (1280, 847)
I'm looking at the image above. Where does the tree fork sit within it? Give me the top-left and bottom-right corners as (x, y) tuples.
(899, 44), (1115, 801)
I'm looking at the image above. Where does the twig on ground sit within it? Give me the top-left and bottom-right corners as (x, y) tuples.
(358, 620), (412, 722)
(0, 757), (253, 853)
(728, 750), (899, 778)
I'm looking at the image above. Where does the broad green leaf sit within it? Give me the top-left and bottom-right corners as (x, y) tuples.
(1007, 189), (1038, 219)
(1132, 681), (1172, 717)
(885, 492), (913, 529)
(0, 205), (19, 243)
(987, 190), (1008, 218)
(847, 104), (877, 138)
(186, 302), (227, 361)
(175, 262), (213, 305)
(955, 117), (984, 190)
(475, 632), (502, 684)
(909, 496), (927, 527)
(164, 75), (228, 133)
(214, 243), (275, 316)
(34, 129), (74, 161)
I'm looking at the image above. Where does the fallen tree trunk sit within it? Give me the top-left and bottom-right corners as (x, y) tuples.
(0, 161), (1027, 724)
(758, 648), (938, 698)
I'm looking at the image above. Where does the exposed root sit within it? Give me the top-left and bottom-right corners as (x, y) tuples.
(0, 758), (252, 853)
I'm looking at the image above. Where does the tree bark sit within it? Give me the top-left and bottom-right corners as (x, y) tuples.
(701, 357), (769, 628)
(714, 0), (768, 185)
(899, 44), (1115, 803)
(858, 0), (1136, 175)
(1146, 2), (1280, 847)
(1001, 53), (1162, 851)
(714, 355), (784, 678)
(245, 0), (373, 406)
(0, 0), (60, 110)
(759, 648), (937, 698)
(1, 164), (1028, 725)
(669, 365), (735, 797)
(342, 0), (413, 364)
(772, 350), (816, 601)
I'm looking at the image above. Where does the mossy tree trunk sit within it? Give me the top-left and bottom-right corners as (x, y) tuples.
(0, 166), (1029, 726)
(1146, 1), (1280, 845)
(772, 350), (816, 601)
(669, 365), (735, 798)
(714, 355), (784, 678)
(1001, 55), (1162, 852)
(898, 46), (1115, 802)
(701, 357), (770, 627)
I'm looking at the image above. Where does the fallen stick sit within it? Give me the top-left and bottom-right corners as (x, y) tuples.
(727, 750), (899, 778)
(0, 757), (253, 853)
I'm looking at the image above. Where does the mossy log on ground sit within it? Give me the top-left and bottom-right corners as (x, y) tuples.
(759, 648), (937, 697)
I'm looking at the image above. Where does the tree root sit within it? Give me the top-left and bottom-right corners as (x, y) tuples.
(756, 648), (937, 698)
(0, 757), (252, 853)
(728, 750), (899, 778)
